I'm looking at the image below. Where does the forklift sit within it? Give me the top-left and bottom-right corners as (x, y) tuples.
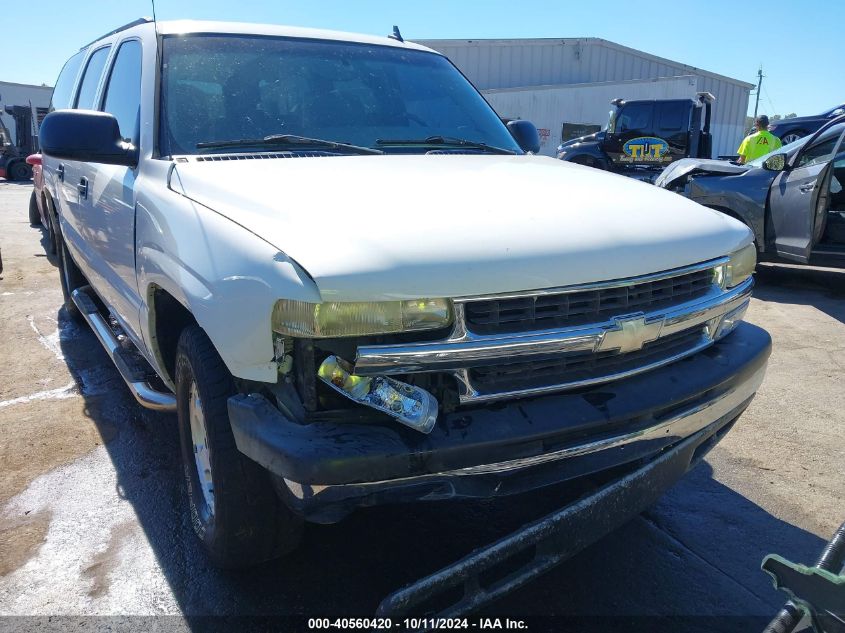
(557, 92), (715, 183)
(0, 103), (44, 181)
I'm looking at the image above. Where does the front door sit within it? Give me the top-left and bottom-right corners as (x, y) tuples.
(769, 123), (845, 262)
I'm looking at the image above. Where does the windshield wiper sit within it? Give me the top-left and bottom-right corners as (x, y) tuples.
(376, 135), (517, 155)
(196, 134), (383, 155)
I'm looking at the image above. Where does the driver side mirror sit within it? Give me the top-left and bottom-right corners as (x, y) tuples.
(762, 153), (788, 172)
(40, 110), (137, 167)
(829, 108), (845, 118)
(507, 120), (541, 154)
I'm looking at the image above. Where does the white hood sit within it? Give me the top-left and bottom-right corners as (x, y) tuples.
(171, 154), (752, 301)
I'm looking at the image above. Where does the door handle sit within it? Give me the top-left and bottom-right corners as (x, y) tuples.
(77, 177), (88, 200)
(799, 183), (815, 193)
(57, 164), (64, 182)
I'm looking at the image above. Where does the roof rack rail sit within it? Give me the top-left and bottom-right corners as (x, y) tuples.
(79, 17), (152, 51)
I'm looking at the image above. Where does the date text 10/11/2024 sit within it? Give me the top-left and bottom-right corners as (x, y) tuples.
(307, 617), (529, 630)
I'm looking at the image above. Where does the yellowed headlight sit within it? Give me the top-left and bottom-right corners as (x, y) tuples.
(272, 298), (452, 338)
(723, 243), (757, 288)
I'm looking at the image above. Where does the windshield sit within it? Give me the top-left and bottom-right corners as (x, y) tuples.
(160, 35), (521, 156)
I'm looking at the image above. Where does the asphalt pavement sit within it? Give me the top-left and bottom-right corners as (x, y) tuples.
(0, 180), (843, 632)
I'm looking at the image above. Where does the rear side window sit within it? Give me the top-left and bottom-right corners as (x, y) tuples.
(49, 51), (85, 111)
(657, 102), (687, 131)
(75, 46), (111, 110)
(102, 40), (142, 142)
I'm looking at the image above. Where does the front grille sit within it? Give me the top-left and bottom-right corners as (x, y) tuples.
(469, 326), (706, 395)
(464, 267), (715, 335)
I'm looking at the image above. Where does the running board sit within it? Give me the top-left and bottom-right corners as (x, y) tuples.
(71, 287), (177, 412)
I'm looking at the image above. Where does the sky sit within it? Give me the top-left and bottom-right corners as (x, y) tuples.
(2, 0), (841, 117)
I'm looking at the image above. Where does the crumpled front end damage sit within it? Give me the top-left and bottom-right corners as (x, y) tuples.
(655, 158), (749, 191)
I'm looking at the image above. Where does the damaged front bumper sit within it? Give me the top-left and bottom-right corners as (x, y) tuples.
(228, 322), (771, 523)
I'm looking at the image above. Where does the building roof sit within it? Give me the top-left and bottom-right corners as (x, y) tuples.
(416, 37), (754, 90)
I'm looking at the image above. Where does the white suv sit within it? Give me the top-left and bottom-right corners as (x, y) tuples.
(40, 18), (769, 576)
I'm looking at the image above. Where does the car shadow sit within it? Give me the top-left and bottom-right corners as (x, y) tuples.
(33, 224), (59, 267)
(754, 262), (845, 325)
(54, 310), (829, 630)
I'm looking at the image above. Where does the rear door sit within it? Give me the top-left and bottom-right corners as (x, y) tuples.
(655, 100), (693, 163)
(42, 50), (85, 226)
(769, 123), (845, 262)
(77, 38), (144, 339)
(58, 45), (112, 274)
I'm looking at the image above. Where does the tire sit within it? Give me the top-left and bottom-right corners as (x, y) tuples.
(28, 191), (41, 225)
(9, 161), (32, 181)
(46, 210), (58, 255)
(780, 130), (807, 145)
(175, 325), (302, 568)
(56, 228), (87, 323)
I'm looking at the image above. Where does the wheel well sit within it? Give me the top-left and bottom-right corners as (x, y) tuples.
(149, 287), (197, 385)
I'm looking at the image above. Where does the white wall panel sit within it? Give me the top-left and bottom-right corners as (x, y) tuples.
(419, 38), (752, 157)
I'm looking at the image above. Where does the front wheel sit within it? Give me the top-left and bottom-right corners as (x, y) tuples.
(175, 325), (302, 568)
(9, 161), (32, 181)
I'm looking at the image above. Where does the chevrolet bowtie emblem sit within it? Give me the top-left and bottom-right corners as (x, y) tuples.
(596, 313), (664, 354)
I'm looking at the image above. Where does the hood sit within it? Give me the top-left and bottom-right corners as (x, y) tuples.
(171, 154), (752, 301)
(655, 158), (749, 189)
(559, 130), (604, 149)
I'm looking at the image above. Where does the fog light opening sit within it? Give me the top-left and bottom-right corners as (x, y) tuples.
(317, 355), (438, 434)
(715, 300), (750, 340)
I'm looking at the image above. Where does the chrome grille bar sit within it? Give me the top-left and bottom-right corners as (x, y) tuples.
(354, 265), (752, 404)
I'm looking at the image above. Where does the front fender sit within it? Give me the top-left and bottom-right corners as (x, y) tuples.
(687, 171), (774, 249)
(136, 169), (321, 384)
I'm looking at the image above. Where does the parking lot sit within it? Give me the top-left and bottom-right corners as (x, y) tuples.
(0, 178), (843, 629)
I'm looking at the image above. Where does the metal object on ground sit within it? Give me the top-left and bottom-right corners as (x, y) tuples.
(375, 418), (735, 622)
(763, 520), (845, 633)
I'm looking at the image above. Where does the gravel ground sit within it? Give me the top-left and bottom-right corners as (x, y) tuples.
(0, 180), (843, 631)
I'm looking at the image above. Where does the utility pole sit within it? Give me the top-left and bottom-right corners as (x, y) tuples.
(753, 65), (764, 119)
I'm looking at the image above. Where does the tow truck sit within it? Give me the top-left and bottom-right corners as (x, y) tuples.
(557, 92), (715, 182)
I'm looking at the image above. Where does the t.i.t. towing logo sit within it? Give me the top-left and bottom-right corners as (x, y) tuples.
(621, 136), (671, 163)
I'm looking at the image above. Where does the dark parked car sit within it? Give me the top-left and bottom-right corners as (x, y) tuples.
(656, 115), (845, 267)
(769, 103), (845, 144)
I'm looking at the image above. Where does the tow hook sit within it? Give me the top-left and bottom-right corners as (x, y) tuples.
(317, 355), (438, 434)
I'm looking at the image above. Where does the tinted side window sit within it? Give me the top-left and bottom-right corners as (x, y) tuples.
(102, 40), (142, 142)
(75, 46), (111, 110)
(50, 51), (86, 112)
(617, 104), (653, 134)
(658, 102), (687, 131)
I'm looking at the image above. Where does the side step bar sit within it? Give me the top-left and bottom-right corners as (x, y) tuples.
(71, 287), (177, 412)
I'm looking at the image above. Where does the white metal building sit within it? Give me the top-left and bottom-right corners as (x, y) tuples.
(417, 38), (753, 158)
(0, 81), (52, 145)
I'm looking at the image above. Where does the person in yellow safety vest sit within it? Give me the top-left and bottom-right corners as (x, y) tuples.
(736, 114), (783, 164)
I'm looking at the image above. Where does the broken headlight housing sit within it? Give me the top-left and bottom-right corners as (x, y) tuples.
(716, 243), (757, 289)
(272, 298), (452, 338)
